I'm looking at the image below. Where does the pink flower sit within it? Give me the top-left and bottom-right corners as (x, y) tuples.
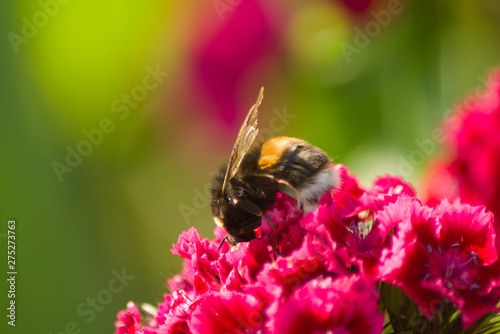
(304, 167), (416, 275)
(114, 302), (142, 334)
(368, 175), (416, 198)
(423, 69), (500, 233)
(259, 192), (305, 256)
(171, 227), (221, 260)
(171, 228), (222, 294)
(255, 243), (327, 298)
(223, 236), (272, 282)
(156, 290), (200, 334)
(268, 275), (384, 334)
(260, 193), (302, 237)
(434, 200), (497, 265)
(379, 197), (500, 327)
(192, 0), (281, 126)
(189, 291), (266, 334)
(448, 73), (500, 207)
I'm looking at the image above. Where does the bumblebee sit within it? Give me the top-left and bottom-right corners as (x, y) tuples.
(210, 88), (338, 244)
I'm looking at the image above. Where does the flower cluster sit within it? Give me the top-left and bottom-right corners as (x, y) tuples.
(424, 69), (500, 235)
(115, 164), (500, 334)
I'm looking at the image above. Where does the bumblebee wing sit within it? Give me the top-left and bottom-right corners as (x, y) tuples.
(232, 197), (265, 217)
(242, 173), (300, 199)
(221, 87), (264, 193)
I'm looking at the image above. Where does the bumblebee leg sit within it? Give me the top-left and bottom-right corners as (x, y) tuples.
(263, 213), (277, 230)
(269, 237), (280, 260)
(218, 235), (235, 249)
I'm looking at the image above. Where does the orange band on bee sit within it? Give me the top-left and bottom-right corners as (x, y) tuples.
(259, 137), (300, 170)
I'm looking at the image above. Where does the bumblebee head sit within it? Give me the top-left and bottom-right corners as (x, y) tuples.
(210, 165), (263, 243)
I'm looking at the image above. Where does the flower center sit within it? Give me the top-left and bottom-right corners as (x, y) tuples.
(424, 243), (480, 291)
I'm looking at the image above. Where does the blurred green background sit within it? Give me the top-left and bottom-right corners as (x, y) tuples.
(1, 0), (499, 332)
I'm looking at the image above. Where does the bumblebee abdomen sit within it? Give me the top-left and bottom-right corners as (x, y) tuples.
(258, 137), (304, 170)
(258, 136), (337, 212)
(259, 137), (330, 183)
